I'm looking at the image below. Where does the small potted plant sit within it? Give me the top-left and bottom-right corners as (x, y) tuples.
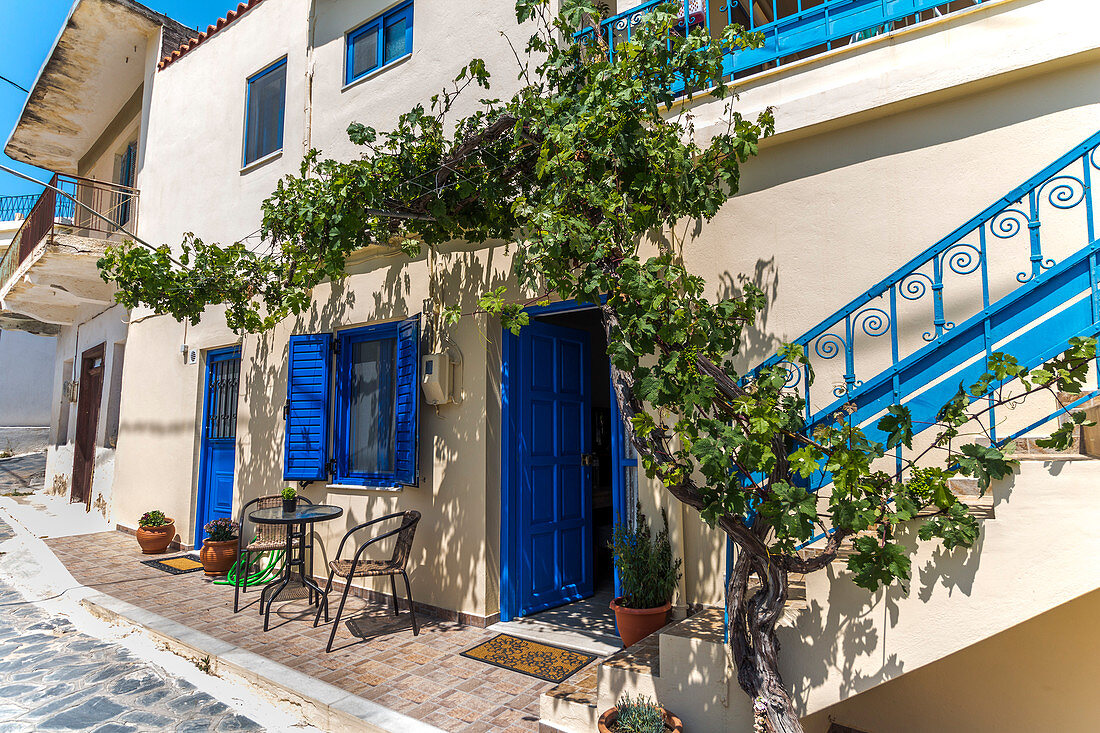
(199, 518), (240, 576)
(609, 507), (682, 648)
(281, 486), (298, 513)
(136, 510), (176, 554)
(598, 693), (683, 733)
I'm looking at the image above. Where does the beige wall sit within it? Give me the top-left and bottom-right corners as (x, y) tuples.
(803, 589), (1100, 733)
(114, 0), (1100, 621)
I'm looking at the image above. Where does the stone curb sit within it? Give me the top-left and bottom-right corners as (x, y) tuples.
(80, 590), (446, 733)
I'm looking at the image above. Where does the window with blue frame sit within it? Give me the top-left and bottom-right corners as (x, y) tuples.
(283, 316), (420, 487)
(345, 1), (413, 85)
(343, 331), (397, 476)
(244, 58), (287, 166)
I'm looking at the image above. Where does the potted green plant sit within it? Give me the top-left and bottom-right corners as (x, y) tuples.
(609, 507), (682, 648)
(281, 486), (298, 513)
(136, 510), (175, 554)
(199, 518), (240, 576)
(598, 694), (683, 733)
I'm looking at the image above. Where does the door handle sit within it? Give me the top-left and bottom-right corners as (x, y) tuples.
(581, 453), (598, 467)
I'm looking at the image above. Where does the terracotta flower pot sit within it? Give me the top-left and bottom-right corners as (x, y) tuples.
(610, 597), (671, 649)
(199, 538), (239, 577)
(597, 706), (684, 733)
(136, 521), (176, 555)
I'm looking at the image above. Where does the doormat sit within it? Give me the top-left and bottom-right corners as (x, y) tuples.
(141, 555), (204, 575)
(461, 634), (596, 683)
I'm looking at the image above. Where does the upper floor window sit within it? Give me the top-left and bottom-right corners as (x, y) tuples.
(244, 58), (287, 166)
(114, 141), (137, 227)
(345, 1), (413, 85)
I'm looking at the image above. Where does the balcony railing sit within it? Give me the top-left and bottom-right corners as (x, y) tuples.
(578, 0), (984, 84)
(0, 174), (138, 293)
(0, 194), (38, 223)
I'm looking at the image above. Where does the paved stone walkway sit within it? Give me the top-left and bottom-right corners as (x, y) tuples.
(0, 520), (263, 732)
(0, 454), (46, 495)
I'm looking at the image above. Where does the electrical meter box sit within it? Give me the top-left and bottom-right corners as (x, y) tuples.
(421, 353), (452, 405)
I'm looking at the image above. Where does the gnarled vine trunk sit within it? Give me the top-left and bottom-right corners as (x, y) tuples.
(598, 300), (805, 733)
(726, 543), (804, 733)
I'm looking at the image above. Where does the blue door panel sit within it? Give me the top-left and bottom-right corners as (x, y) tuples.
(518, 320), (593, 616)
(196, 348), (241, 547)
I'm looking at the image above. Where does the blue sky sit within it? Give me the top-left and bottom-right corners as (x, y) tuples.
(0, 0), (236, 197)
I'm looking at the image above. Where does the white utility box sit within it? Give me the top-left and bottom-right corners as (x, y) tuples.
(421, 353), (453, 405)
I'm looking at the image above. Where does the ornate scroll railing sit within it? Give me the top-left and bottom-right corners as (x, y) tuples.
(0, 194), (37, 223)
(0, 174), (138, 294)
(750, 129), (1100, 466)
(577, 0), (984, 83)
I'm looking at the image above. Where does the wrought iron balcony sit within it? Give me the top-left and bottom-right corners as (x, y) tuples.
(0, 174), (138, 294)
(0, 174), (137, 334)
(578, 0), (984, 84)
(0, 194), (37, 223)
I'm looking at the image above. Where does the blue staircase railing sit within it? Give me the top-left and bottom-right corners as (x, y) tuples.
(749, 129), (1100, 485)
(577, 0), (985, 82)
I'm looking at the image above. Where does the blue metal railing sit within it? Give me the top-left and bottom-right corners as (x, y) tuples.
(0, 194), (37, 223)
(748, 129), (1100, 493)
(577, 0), (984, 82)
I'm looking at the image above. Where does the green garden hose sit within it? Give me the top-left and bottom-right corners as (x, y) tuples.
(212, 549), (285, 586)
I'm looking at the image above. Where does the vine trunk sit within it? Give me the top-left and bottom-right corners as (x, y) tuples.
(597, 300), (805, 733)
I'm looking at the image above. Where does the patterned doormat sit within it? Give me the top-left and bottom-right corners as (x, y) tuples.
(461, 634), (596, 683)
(141, 555), (204, 575)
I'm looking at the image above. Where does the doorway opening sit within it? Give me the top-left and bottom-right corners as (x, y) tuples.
(71, 343), (105, 508)
(499, 302), (636, 652)
(194, 347), (241, 547)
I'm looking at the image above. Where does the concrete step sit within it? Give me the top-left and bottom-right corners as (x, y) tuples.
(487, 619), (621, 657)
(539, 660), (600, 733)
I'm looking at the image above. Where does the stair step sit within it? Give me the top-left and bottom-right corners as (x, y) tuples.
(1013, 433), (1085, 458)
(539, 660), (600, 733)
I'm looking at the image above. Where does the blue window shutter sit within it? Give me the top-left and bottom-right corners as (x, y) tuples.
(284, 333), (332, 481)
(394, 315), (420, 485)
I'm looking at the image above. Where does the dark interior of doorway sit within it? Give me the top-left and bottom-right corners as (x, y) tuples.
(529, 307), (617, 637)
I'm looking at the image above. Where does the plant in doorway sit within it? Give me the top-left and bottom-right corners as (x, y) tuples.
(598, 693), (683, 733)
(281, 486), (298, 513)
(199, 518), (240, 576)
(136, 510), (176, 555)
(609, 507), (682, 648)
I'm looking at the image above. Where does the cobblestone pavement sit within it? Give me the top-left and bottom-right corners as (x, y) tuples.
(0, 454), (46, 495)
(0, 519), (263, 732)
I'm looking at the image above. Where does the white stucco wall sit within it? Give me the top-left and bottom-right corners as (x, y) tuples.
(44, 304), (129, 519)
(0, 329), (55, 427)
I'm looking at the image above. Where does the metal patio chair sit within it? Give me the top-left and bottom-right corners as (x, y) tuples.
(313, 510), (421, 652)
(233, 494), (314, 613)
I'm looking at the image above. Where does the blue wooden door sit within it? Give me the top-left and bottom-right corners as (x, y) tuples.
(195, 348), (241, 546)
(518, 321), (593, 616)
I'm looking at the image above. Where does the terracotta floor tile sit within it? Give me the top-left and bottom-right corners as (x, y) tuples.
(43, 530), (607, 733)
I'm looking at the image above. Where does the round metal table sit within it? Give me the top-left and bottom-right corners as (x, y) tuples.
(248, 504), (344, 631)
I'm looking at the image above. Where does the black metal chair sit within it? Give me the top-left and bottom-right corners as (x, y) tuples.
(313, 511), (421, 652)
(233, 495), (314, 613)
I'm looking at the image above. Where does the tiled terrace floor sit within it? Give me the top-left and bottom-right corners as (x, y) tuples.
(47, 530), (602, 733)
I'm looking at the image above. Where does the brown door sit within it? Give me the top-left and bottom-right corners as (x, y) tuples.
(71, 344), (105, 507)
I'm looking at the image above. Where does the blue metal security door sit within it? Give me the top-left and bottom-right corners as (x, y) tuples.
(195, 347), (242, 547)
(518, 320), (594, 616)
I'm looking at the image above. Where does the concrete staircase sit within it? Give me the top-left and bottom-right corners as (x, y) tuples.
(540, 427), (1100, 732)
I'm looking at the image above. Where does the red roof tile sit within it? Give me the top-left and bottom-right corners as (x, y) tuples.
(157, 0), (269, 70)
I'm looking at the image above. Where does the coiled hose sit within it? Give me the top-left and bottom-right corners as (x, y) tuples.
(211, 548), (285, 586)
